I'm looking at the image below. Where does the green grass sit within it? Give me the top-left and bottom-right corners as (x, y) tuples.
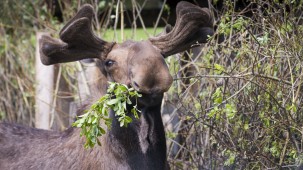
(101, 27), (164, 42)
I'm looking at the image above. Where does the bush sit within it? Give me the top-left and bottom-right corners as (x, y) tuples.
(166, 1), (303, 169)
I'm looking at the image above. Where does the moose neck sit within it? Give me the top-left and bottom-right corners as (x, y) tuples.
(106, 95), (167, 169)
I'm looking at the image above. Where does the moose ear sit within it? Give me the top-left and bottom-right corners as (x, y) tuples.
(39, 4), (115, 65)
(149, 1), (214, 57)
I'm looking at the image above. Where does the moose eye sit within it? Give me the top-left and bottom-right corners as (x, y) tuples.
(105, 60), (115, 67)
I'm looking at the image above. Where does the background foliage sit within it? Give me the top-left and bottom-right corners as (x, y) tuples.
(1, 0), (303, 169)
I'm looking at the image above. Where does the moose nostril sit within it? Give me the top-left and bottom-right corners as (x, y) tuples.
(133, 81), (140, 88)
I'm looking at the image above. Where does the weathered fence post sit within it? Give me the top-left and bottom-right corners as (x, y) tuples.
(35, 32), (54, 130)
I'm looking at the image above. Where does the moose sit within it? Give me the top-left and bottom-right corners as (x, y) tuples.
(0, 1), (213, 169)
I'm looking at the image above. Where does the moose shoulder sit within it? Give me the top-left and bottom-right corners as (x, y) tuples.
(0, 1), (213, 170)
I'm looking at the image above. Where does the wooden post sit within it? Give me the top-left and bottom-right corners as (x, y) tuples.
(35, 32), (54, 130)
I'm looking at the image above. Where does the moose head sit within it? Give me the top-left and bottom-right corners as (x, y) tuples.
(40, 2), (213, 104)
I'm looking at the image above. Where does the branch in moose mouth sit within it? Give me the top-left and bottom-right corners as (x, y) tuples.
(73, 82), (142, 148)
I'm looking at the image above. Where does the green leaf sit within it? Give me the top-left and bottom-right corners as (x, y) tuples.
(107, 97), (122, 105)
(127, 97), (132, 104)
(214, 63), (225, 74)
(120, 120), (124, 127)
(225, 103), (237, 120)
(208, 107), (219, 118)
(244, 123), (249, 130)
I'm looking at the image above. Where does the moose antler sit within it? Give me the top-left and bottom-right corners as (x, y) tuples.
(39, 4), (115, 65)
(149, 1), (214, 57)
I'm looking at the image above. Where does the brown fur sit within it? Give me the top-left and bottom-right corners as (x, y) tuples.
(0, 122), (130, 169)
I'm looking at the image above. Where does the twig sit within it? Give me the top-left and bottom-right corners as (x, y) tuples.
(174, 72), (292, 86)
(153, 0), (167, 35)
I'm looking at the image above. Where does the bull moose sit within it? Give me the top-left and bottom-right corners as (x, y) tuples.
(0, 1), (213, 169)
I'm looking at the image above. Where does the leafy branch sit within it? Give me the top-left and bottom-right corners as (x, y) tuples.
(73, 82), (142, 148)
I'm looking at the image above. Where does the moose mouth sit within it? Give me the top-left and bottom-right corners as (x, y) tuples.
(131, 92), (163, 107)
(126, 81), (164, 107)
